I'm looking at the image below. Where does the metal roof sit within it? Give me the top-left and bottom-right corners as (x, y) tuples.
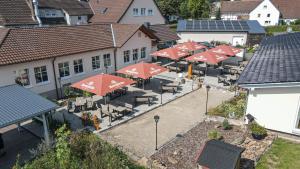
(0, 85), (57, 128)
(177, 20), (265, 34)
(238, 32), (300, 85)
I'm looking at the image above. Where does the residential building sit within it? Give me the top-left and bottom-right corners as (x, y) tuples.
(221, 0), (280, 26)
(0, 24), (158, 99)
(195, 140), (245, 169)
(177, 20), (265, 46)
(271, 0), (300, 24)
(238, 32), (300, 135)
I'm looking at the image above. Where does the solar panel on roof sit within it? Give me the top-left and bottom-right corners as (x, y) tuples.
(224, 21), (233, 30)
(201, 20), (208, 29)
(194, 21), (200, 29)
(208, 21), (217, 29)
(186, 21), (193, 29)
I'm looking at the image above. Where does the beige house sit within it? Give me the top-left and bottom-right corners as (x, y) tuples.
(0, 24), (158, 99)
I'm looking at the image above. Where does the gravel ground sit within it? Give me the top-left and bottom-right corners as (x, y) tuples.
(150, 121), (245, 169)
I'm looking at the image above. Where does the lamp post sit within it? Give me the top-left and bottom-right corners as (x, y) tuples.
(154, 115), (160, 151)
(205, 85), (211, 115)
(160, 81), (163, 105)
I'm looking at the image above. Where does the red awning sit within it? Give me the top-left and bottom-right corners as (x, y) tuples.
(117, 62), (168, 79)
(151, 47), (189, 60)
(71, 74), (135, 96)
(209, 45), (241, 56)
(174, 41), (207, 52)
(185, 50), (228, 64)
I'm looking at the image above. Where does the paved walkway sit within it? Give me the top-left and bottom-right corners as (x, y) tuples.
(99, 88), (234, 158)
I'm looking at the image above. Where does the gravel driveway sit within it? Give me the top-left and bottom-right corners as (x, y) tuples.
(99, 88), (234, 158)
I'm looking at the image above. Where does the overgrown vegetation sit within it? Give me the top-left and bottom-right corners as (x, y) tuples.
(265, 25), (300, 36)
(14, 125), (145, 169)
(249, 122), (267, 136)
(208, 93), (246, 119)
(222, 119), (232, 130)
(256, 138), (300, 169)
(207, 130), (222, 140)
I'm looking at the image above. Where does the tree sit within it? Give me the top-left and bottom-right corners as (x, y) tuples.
(179, 0), (190, 19)
(188, 0), (210, 19)
(216, 7), (221, 20)
(156, 0), (182, 18)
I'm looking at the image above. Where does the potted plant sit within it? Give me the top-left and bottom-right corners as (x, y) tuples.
(250, 122), (267, 140)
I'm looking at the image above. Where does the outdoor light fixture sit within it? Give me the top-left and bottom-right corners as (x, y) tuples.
(154, 115), (160, 151)
(205, 85), (211, 115)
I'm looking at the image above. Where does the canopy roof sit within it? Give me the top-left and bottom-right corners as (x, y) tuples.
(174, 41), (207, 52)
(151, 48), (189, 60)
(71, 74), (135, 96)
(117, 62), (168, 79)
(0, 85), (57, 128)
(210, 45), (241, 57)
(186, 50), (228, 64)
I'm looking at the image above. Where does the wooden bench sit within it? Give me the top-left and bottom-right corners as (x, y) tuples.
(161, 84), (178, 94)
(133, 96), (155, 106)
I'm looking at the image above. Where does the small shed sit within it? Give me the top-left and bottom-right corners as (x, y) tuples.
(196, 140), (245, 169)
(0, 85), (57, 145)
(177, 20), (265, 46)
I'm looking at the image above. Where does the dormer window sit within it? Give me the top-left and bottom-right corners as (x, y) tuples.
(133, 8), (139, 16)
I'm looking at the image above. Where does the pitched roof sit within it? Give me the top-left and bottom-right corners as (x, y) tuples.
(0, 0), (38, 26)
(221, 0), (262, 14)
(0, 24), (113, 66)
(196, 140), (245, 169)
(89, 0), (133, 23)
(0, 24), (158, 66)
(149, 24), (180, 42)
(238, 32), (300, 85)
(271, 0), (300, 19)
(38, 0), (93, 16)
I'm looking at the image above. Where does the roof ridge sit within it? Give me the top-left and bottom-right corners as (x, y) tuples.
(0, 28), (10, 48)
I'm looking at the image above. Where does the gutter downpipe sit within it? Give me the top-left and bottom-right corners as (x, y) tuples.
(52, 58), (60, 100)
(111, 24), (118, 73)
(32, 0), (42, 26)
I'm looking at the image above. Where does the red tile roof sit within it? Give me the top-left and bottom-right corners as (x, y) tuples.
(271, 0), (300, 19)
(221, 0), (262, 14)
(149, 24), (180, 42)
(0, 0), (38, 26)
(89, 0), (133, 23)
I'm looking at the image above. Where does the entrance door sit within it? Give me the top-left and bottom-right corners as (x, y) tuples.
(232, 36), (244, 46)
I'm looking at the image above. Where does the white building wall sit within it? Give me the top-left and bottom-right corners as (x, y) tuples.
(177, 32), (248, 46)
(65, 13), (88, 25)
(116, 30), (153, 70)
(119, 0), (165, 25)
(39, 9), (65, 18)
(246, 87), (300, 135)
(249, 0), (280, 26)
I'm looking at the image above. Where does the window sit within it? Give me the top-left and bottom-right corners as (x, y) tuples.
(141, 8), (146, 16)
(265, 20), (271, 24)
(73, 59), (83, 74)
(78, 16), (82, 20)
(124, 50), (130, 63)
(148, 9), (153, 16)
(103, 54), (111, 67)
(58, 62), (70, 78)
(133, 8), (139, 16)
(133, 49), (138, 61)
(141, 47), (146, 58)
(15, 69), (30, 86)
(257, 14), (261, 18)
(34, 66), (48, 84)
(263, 5), (267, 9)
(92, 56), (101, 70)
(267, 13), (270, 17)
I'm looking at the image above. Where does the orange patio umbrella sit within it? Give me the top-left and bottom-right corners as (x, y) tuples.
(71, 74), (135, 96)
(117, 62), (168, 80)
(174, 41), (207, 52)
(186, 50), (228, 65)
(210, 45), (241, 57)
(151, 47), (189, 60)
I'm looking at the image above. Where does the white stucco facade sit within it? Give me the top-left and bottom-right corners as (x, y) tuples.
(245, 86), (300, 135)
(119, 0), (165, 25)
(177, 32), (248, 46)
(249, 0), (280, 26)
(65, 13), (88, 25)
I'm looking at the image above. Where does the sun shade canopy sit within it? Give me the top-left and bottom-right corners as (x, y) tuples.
(151, 47), (189, 60)
(174, 41), (207, 51)
(117, 62), (168, 79)
(185, 50), (228, 64)
(210, 45), (241, 56)
(0, 85), (57, 128)
(71, 74), (135, 96)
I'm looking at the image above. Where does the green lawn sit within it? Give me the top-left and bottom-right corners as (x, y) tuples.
(256, 138), (300, 169)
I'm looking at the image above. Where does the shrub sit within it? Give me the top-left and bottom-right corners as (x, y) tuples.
(222, 119), (232, 130)
(250, 122), (267, 136)
(208, 130), (222, 140)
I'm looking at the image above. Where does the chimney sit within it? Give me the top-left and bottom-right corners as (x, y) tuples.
(32, 0), (42, 26)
